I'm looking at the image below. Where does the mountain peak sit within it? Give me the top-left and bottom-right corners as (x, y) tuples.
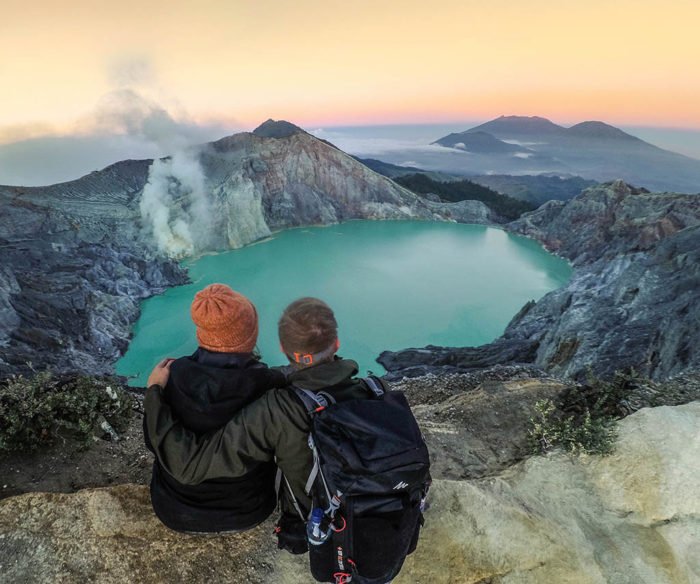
(432, 130), (526, 153)
(468, 115), (566, 135)
(497, 115), (552, 123)
(252, 119), (305, 138)
(567, 121), (641, 141)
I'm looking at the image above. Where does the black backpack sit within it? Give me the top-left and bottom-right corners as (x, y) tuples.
(287, 376), (431, 584)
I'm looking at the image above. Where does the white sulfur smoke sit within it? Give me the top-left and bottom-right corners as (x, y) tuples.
(88, 57), (220, 257)
(93, 87), (217, 258)
(139, 150), (214, 258)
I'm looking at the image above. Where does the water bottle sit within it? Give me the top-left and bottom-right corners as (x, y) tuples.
(306, 507), (330, 545)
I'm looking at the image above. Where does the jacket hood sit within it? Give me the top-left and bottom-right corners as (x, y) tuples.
(169, 349), (259, 406)
(289, 357), (359, 391)
(165, 348), (281, 434)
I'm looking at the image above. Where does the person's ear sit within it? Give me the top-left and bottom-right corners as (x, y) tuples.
(334, 338), (340, 352)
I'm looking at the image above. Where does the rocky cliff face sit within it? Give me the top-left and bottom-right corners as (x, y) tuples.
(381, 181), (700, 381)
(1, 399), (697, 584)
(0, 121), (494, 377)
(0, 182), (187, 375)
(197, 124), (494, 252)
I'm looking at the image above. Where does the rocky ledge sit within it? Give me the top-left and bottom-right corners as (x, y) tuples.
(1, 398), (697, 584)
(381, 180), (700, 381)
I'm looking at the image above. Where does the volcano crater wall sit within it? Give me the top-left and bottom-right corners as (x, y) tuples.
(381, 180), (700, 381)
(1, 123), (698, 383)
(0, 125), (494, 377)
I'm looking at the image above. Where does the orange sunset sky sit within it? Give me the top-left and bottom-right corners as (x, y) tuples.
(1, 0), (699, 143)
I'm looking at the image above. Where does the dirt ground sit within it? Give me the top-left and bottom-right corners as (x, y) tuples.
(0, 396), (152, 501)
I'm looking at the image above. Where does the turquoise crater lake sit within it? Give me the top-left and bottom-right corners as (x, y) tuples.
(117, 221), (571, 385)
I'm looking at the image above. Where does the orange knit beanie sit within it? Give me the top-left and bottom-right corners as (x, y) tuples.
(190, 284), (258, 353)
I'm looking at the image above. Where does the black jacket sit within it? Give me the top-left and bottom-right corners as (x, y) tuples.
(143, 348), (286, 533)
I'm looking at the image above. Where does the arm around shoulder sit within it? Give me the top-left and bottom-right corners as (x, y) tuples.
(143, 385), (283, 484)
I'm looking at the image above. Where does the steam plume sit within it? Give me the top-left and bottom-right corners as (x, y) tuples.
(139, 150), (213, 258)
(94, 57), (216, 258)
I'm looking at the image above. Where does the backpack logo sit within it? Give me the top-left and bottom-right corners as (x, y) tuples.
(393, 481), (409, 490)
(336, 546), (345, 570)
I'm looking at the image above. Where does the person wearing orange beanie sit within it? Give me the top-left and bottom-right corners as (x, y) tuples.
(143, 283), (286, 534)
(191, 283), (259, 353)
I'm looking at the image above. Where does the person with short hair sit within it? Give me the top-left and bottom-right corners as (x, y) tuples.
(143, 283), (285, 534)
(277, 296), (341, 367)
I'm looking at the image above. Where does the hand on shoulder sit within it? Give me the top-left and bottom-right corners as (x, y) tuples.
(147, 358), (175, 388)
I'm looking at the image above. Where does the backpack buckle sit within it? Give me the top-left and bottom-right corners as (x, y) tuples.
(363, 376), (385, 398)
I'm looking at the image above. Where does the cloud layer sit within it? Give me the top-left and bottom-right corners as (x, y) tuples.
(0, 57), (237, 186)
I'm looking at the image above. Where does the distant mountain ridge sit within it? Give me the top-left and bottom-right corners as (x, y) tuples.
(567, 121), (644, 141)
(432, 130), (529, 154)
(462, 116), (644, 142)
(355, 156), (598, 204)
(466, 115), (566, 136)
(430, 116), (700, 193)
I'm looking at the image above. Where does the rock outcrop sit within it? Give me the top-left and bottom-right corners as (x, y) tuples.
(200, 123), (494, 250)
(0, 120), (494, 377)
(398, 404), (700, 584)
(382, 181), (700, 381)
(1, 401), (697, 583)
(0, 485), (278, 583)
(0, 156), (189, 375)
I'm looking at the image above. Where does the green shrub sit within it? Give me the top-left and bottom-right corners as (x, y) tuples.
(0, 373), (134, 452)
(528, 398), (617, 456)
(528, 369), (649, 455)
(526, 369), (674, 456)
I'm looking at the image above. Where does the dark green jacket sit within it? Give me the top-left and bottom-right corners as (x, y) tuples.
(144, 358), (369, 516)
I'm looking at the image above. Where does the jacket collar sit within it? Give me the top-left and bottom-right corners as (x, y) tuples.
(288, 357), (359, 391)
(191, 347), (257, 369)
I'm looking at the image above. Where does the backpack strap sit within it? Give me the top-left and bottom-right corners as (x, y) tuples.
(293, 386), (336, 414)
(292, 387), (338, 505)
(332, 496), (356, 583)
(306, 432), (338, 507)
(363, 375), (386, 398)
(275, 466), (306, 521)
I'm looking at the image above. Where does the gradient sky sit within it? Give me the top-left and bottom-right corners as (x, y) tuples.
(2, 0), (699, 143)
